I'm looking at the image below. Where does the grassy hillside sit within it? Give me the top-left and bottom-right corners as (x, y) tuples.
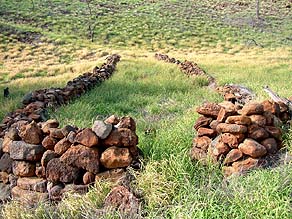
(0, 0), (292, 218)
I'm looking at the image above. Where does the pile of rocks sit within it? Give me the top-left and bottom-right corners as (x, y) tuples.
(0, 115), (141, 204)
(155, 53), (216, 87)
(190, 100), (288, 176)
(0, 54), (121, 138)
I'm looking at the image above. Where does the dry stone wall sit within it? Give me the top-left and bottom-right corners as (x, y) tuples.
(191, 100), (290, 176)
(0, 54), (121, 138)
(0, 115), (141, 204)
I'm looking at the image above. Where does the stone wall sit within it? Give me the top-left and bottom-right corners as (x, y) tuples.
(0, 54), (121, 138)
(190, 100), (290, 176)
(0, 115), (141, 204)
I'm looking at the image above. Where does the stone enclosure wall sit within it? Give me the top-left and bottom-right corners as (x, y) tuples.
(191, 100), (290, 176)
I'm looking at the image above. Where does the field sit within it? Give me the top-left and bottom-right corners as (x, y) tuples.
(0, 0), (292, 218)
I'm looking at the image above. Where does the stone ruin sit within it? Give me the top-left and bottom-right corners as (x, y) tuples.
(0, 54), (121, 138)
(0, 115), (141, 205)
(190, 100), (291, 176)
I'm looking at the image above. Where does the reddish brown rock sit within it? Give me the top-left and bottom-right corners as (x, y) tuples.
(83, 172), (95, 185)
(193, 116), (212, 130)
(261, 138), (278, 154)
(225, 115), (251, 125)
(10, 141), (45, 161)
(104, 115), (120, 125)
(0, 153), (13, 173)
(265, 126), (282, 140)
(239, 102), (264, 115)
(262, 100), (280, 116)
(190, 147), (208, 162)
(116, 116), (136, 132)
(11, 186), (48, 205)
(75, 128), (99, 147)
(12, 161), (35, 177)
(49, 128), (65, 139)
(0, 171), (9, 184)
(95, 168), (126, 183)
(219, 101), (237, 113)
(104, 185), (139, 214)
(209, 120), (220, 131)
(238, 139), (267, 158)
(192, 136), (211, 151)
(100, 146), (132, 169)
(35, 166), (45, 178)
(248, 125), (269, 140)
(263, 111), (274, 126)
(2, 136), (12, 153)
(54, 138), (71, 155)
(197, 127), (216, 138)
(60, 144), (100, 174)
(224, 149), (243, 164)
(19, 121), (43, 144)
(214, 141), (230, 155)
(249, 115), (266, 127)
(232, 157), (259, 173)
(41, 150), (58, 168)
(103, 128), (138, 147)
(216, 123), (247, 134)
(221, 133), (245, 148)
(223, 166), (236, 177)
(17, 177), (47, 193)
(42, 136), (58, 150)
(217, 108), (235, 122)
(41, 119), (59, 134)
(46, 158), (80, 183)
(6, 127), (20, 141)
(196, 102), (222, 118)
(67, 131), (76, 143)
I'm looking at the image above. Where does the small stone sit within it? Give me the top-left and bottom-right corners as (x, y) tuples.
(62, 184), (88, 195)
(42, 119), (59, 134)
(104, 185), (139, 215)
(209, 120), (220, 130)
(193, 116), (213, 130)
(225, 115), (251, 125)
(197, 127), (216, 138)
(19, 121), (43, 144)
(46, 158), (80, 183)
(75, 128), (99, 147)
(10, 141), (45, 161)
(217, 108), (234, 122)
(6, 128), (21, 141)
(35, 166), (46, 178)
(248, 124), (269, 140)
(262, 100), (280, 116)
(67, 131), (76, 143)
(61, 125), (76, 137)
(0, 138), (3, 157)
(83, 172), (95, 184)
(261, 138), (278, 154)
(196, 102), (222, 118)
(221, 133), (245, 148)
(249, 115), (267, 127)
(219, 101), (237, 113)
(224, 149), (243, 164)
(216, 123), (247, 134)
(100, 146), (133, 169)
(115, 116), (136, 132)
(2, 136), (12, 153)
(49, 128), (65, 139)
(239, 102), (264, 115)
(0, 171), (9, 184)
(92, 120), (112, 139)
(12, 161), (36, 177)
(60, 144), (100, 174)
(48, 184), (64, 201)
(0, 183), (11, 202)
(9, 174), (18, 188)
(17, 177), (47, 193)
(95, 168), (126, 183)
(265, 126), (282, 140)
(103, 128), (138, 147)
(214, 141), (230, 155)
(263, 111), (274, 126)
(238, 138), (267, 158)
(104, 115), (120, 125)
(192, 136), (211, 151)
(0, 153), (13, 173)
(54, 138), (72, 155)
(42, 135), (58, 150)
(41, 150), (58, 168)
(11, 186), (48, 205)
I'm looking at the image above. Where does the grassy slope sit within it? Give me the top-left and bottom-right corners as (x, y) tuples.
(0, 0), (292, 218)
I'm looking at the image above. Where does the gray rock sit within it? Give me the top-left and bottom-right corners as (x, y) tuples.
(0, 182), (11, 201)
(0, 153), (13, 173)
(92, 120), (112, 139)
(22, 92), (33, 104)
(10, 141), (45, 161)
(0, 138), (3, 157)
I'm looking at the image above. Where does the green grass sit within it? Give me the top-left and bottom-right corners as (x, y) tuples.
(0, 0), (292, 218)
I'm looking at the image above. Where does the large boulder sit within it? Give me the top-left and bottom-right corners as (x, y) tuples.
(238, 139), (267, 158)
